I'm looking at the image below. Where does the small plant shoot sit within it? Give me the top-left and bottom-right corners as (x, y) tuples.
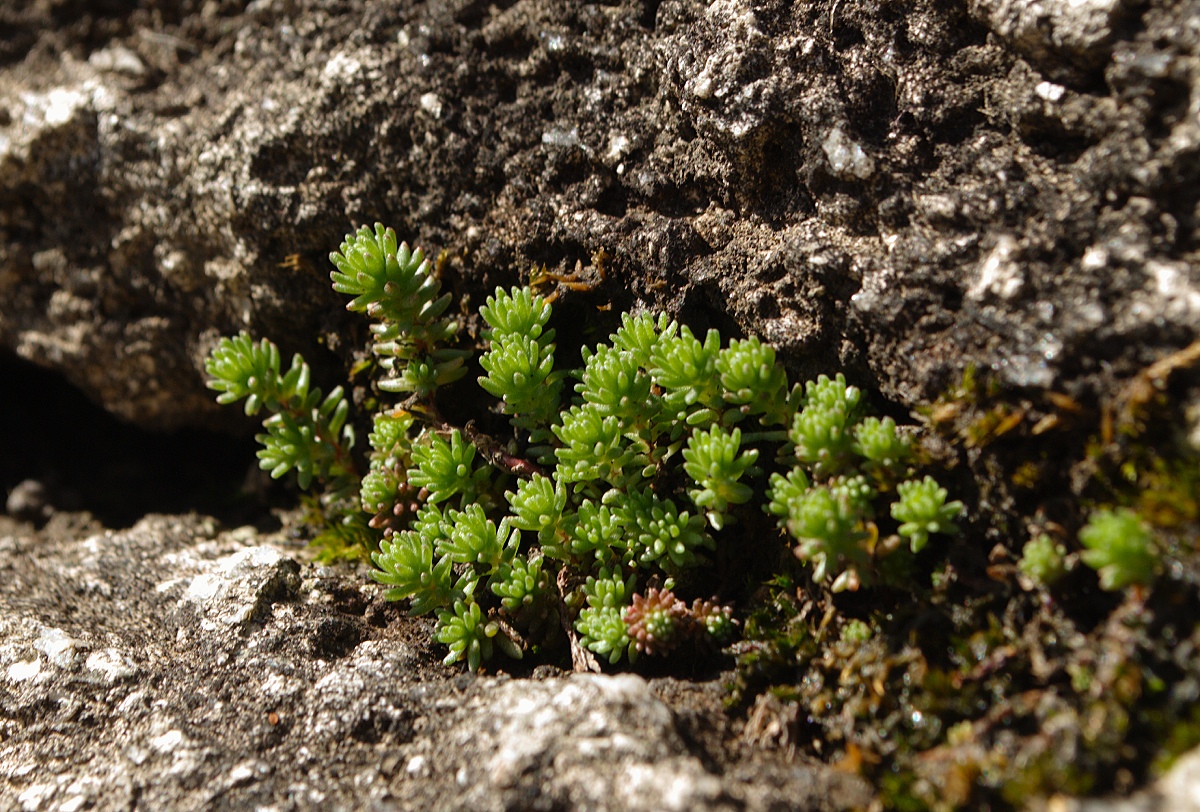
(206, 224), (969, 672)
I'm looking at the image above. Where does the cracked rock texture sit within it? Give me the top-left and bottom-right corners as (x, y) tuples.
(1, 0), (1197, 429)
(0, 514), (871, 811)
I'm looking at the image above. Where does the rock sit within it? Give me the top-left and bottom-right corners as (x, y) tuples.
(0, 0), (1194, 429)
(5, 479), (51, 524)
(0, 514), (870, 811)
(178, 545), (301, 628)
(1042, 745), (1200, 811)
(969, 0), (1128, 75)
(418, 674), (731, 812)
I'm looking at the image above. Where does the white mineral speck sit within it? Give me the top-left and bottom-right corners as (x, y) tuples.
(1147, 259), (1200, 319)
(322, 52), (362, 82)
(85, 649), (135, 684)
(88, 46), (146, 76)
(607, 133), (630, 161)
(228, 761), (257, 785)
(185, 572), (221, 602)
(967, 235), (1023, 301)
(17, 783), (55, 811)
(822, 126), (875, 180)
(690, 72), (714, 99)
(1080, 245), (1108, 270)
(1034, 81), (1065, 102)
(405, 755), (429, 777)
(41, 87), (86, 126)
(34, 627), (78, 668)
(7, 659), (40, 682)
(150, 729), (184, 754)
(419, 92), (443, 119)
(542, 126), (580, 148)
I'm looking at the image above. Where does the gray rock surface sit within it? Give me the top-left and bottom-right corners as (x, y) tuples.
(0, 514), (871, 811)
(1, 0), (1197, 429)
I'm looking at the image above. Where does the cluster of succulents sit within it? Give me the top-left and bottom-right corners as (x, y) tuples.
(206, 223), (969, 671)
(765, 374), (965, 592)
(1016, 510), (1160, 592)
(203, 221), (1200, 811)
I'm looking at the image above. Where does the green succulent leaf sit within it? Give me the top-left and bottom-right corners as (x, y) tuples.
(717, 336), (790, 425)
(1019, 534), (1068, 587)
(786, 475), (874, 590)
(479, 285), (555, 342)
(371, 530), (455, 614)
(852, 416), (912, 476)
(329, 223), (465, 394)
(891, 476), (964, 553)
(553, 403), (641, 489)
(1078, 509), (1158, 591)
(609, 311), (675, 368)
(682, 426), (759, 530)
(575, 605), (634, 665)
(437, 504), (519, 570)
(789, 374), (862, 479)
(609, 488), (713, 573)
(408, 429), (491, 506)
(435, 599), (511, 673)
(490, 554), (552, 614)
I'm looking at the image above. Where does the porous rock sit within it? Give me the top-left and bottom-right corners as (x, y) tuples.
(0, 0), (1196, 428)
(0, 514), (871, 811)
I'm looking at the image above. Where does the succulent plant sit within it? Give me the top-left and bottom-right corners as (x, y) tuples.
(1078, 509), (1158, 590)
(716, 336), (791, 426)
(1018, 534), (1068, 587)
(648, 324), (723, 425)
(435, 599), (521, 673)
(436, 504), (518, 570)
(407, 429), (492, 507)
(329, 223), (468, 395)
(478, 286), (562, 426)
(489, 553), (552, 615)
(891, 476), (964, 553)
(786, 476), (875, 591)
(852, 416), (912, 477)
(789, 374), (862, 478)
(625, 587), (690, 656)
(682, 425), (759, 530)
(208, 222), (965, 673)
(553, 403), (640, 489)
(575, 606), (634, 664)
(691, 598), (736, 643)
(205, 332), (355, 492)
(371, 530), (455, 614)
(609, 488), (713, 573)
